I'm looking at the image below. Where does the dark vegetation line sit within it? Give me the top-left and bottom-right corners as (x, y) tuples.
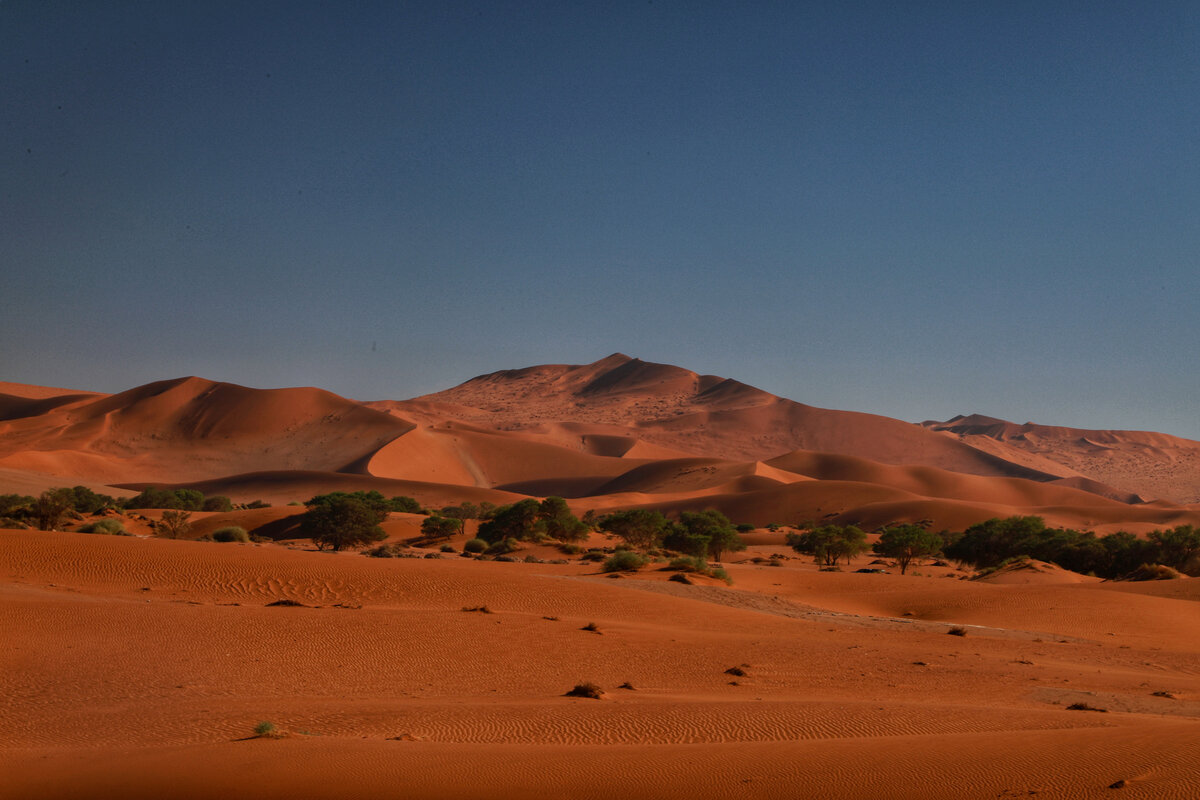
(4, 488), (1198, 579)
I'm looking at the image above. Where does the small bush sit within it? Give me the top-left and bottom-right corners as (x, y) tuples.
(581, 622), (601, 633)
(947, 627), (967, 637)
(440, 544), (455, 553)
(484, 538), (519, 556)
(558, 543), (584, 555)
(78, 519), (129, 536)
(580, 550), (607, 562)
(211, 526), (250, 543)
(602, 551), (648, 573)
(564, 683), (604, 699)
(1066, 702), (1107, 712)
(254, 721), (278, 736)
(463, 538), (488, 554)
(461, 605), (493, 614)
(364, 543), (406, 558)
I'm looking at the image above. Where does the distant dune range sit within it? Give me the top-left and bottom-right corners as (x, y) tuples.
(2, 354), (1198, 532)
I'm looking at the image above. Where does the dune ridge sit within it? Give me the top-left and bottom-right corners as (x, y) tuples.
(2, 355), (1198, 532)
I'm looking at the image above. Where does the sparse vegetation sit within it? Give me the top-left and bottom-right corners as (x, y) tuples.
(211, 526), (249, 543)
(77, 518), (129, 536)
(947, 627), (967, 637)
(564, 682), (603, 699)
(155, 509), (193, 539)
(602, 551), (648, 572)
(463, 538), (488, 554)
(254, 721), (278, 736)
(787, 525), (868, 566)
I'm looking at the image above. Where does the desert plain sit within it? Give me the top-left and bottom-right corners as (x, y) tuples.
(3, 354), (1199, 799)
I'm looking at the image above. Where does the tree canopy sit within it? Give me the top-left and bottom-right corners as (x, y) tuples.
(300, 495), (388, 551)
(787, 525), (868, 566)
(873, 524), (944, 574)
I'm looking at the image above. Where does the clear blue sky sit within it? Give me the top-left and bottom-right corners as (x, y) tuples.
(4, 2), (1198, 438)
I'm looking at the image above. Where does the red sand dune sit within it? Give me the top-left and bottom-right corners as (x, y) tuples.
(3, 355), (1200, 533)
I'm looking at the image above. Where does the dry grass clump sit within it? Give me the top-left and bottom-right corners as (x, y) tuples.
(947, 627), (968, 637)
(1066, 702), (1108, 712)
(1120, 563), (1184, 581)
(564, 683), (604, 699)
(581, 622), (601, 634)
(461, 605), (493, 614)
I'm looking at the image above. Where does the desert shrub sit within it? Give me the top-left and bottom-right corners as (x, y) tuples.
(440, 544), (455, 553)
(668, 556), (707, 573)
(126, 488), (205, 511)
(0, 494), (35, 518)
(78, 519), (129, 536)
(484, 537), (520, 556)
(202, 495), (234, 512)
(364, 543), (408, 558)
(211, 526), (250, 543)
(463, 538), (488, 554)
(564, 683), (603, 699)
(947, 627), (967, 637)
(254, 721), (277, 736)
(1121, 563), (1184, 581)
(735, 523), (755, 533)
(155, 510), (192, 539)
(0, 516), (28, 529)
(389, 495), (424, 514)
(580, 550), (607, 562)
(69, 486), (118, 514)
(244, 499), (271, 509)
(559, 543), (584, 555)
(494, 555), (517, 562)
(602, 551), (648, 573)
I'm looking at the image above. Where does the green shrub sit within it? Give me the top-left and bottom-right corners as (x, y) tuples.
(559, 543), (584, 555)
(580, 550), (607, 562)
(484, 538), (519, 556)
(463, 538), (488, 554)
(78, 518), (129, 536)
(211, 526), (250, 543)
(254, 721), (277, 737)
(440, 544), (455, 553)
(602, 551), (648, 573)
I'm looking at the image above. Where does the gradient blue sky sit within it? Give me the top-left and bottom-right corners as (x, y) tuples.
(4, 2), (1198, 438)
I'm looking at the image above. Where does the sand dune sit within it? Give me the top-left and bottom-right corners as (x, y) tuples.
(3, 356), (1199, 536)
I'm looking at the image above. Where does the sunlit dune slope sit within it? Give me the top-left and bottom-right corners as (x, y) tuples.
(926, 414), (1200, 503)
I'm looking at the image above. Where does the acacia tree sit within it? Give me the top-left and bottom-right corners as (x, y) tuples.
(476, 499), (541, 543)
(420, 515), (460, 542)
(300, 496), (387, 551)
(873, 524), (944, 574)
(787, 525), (868, 566)
(155, 510), (193, 539)
(598, 509), (670, 550)
(664, 510), (745, 561)
(537, 496), (588, 541)
(34, 488), (75, 531)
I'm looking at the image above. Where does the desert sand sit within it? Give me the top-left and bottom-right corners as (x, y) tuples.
(3, 527), (1199, 799)
(3, 355), (1200, 797)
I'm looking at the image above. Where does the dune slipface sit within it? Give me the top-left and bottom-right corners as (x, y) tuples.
(3, 356), (1200, 797)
